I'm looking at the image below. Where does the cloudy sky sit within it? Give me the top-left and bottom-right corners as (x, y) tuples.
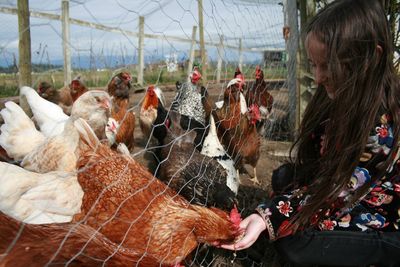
(0, 0), (285, 68)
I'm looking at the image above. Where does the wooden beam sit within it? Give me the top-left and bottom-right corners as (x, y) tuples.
(0, 6), (284, 57)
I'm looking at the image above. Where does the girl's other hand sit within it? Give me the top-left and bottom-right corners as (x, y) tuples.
(220, 213), (267, 251)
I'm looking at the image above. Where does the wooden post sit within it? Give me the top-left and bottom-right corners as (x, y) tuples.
(17, 0), (32, 88)
(187, 26), (197, 82)
(284, 0), (299, 136)
(216, 35), (224, 83)
(137, 16), (144, 86)
(62, 0), (71, 86)
(198, 0), (207, 82)
(238, 38), (243, 71)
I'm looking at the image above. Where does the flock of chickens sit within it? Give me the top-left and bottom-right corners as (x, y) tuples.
(0, 66), (275, 266)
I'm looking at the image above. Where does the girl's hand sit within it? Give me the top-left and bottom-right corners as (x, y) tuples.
(220, 213), (267, 251)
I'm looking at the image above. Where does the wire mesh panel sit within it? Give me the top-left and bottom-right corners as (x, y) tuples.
(0, 0), (294, 266)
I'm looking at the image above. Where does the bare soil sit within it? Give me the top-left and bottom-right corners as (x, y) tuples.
(127, 82), (292, 194)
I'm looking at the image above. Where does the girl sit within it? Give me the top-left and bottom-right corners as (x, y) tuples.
(221, 0), (400, 266)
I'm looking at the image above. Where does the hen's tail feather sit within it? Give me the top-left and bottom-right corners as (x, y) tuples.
(0, 101), (45, 160)
(20, 86), (68, 137)
(0, 212), (160, 267)
(74, 118), (100, 151)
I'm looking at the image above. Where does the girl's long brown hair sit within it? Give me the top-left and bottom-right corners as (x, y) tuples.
(289, 0), (400, 228)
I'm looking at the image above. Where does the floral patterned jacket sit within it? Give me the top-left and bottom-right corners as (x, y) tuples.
(257, 113), (400, 240)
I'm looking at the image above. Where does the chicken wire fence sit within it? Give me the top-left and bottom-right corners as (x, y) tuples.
(0, 0), (298, 266)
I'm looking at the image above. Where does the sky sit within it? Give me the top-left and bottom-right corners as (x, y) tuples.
(0, 0), (285, 68)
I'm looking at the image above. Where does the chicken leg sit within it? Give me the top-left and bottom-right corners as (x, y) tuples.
(248, 167), (260, 185)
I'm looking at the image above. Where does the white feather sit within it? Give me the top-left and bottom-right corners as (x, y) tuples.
(20, 86), (69, 137)
(201, 115), (239, 194)
(215, 92), (247, 114)
(154, 86), (166, 107)
(0, 101), (45, 160)
(239, 92), (247, 114)
(0, 162), (83, 224)
(227, 78), (242, 88)
(215, 100), (224, 109)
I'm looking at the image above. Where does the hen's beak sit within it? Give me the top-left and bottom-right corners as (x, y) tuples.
(100, 98), (111, 111)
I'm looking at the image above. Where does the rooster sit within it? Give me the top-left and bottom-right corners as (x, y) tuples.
(107, 71), (136, 152)
(139, 85), (166, 143)
(0, 89), (111, 173)
(246, 65), (274, 136)
(72, 118), (242, 266)
(157, 111), (237, 211)
(0, 212), (159, 266)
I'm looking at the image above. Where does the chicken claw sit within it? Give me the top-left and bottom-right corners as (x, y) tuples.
(248, 168), (261, 185)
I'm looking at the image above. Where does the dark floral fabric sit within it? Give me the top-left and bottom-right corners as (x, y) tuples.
(258, 113), (400, 240)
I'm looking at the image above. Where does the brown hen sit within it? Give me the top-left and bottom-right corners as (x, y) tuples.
(72, 119), (241, 266)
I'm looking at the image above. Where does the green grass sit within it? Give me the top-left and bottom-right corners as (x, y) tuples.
(0, 63), (287, 97)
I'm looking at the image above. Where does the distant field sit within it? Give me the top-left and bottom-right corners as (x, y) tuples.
(0, 64), (287, 97)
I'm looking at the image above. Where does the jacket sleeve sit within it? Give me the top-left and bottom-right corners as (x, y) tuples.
(255, 192), (304, 240)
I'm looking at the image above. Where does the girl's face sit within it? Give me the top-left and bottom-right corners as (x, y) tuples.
(306, 33), (334, 99)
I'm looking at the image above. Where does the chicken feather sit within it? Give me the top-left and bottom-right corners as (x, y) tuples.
(0, 162), (83, 224)
(72, 118), (241, 266)
(0, 101), (45, 161)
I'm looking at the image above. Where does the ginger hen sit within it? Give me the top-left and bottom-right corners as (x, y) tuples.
(0, 212), (158, 267)
(72, 119), (242, 266)
(107, 71), (136, 151)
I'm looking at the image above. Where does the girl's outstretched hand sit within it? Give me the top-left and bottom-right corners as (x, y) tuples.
(220, 213), (267, 251)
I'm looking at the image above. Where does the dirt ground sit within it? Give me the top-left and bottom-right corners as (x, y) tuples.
(127, 82), (292, 195)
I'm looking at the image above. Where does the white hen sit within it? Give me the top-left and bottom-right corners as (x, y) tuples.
(20, 86), (69, 137)
(201, 114), (240, 194)
(0, 102), (45, 161)
(0, 162), (83, 224)
(9, 90), (111, 173)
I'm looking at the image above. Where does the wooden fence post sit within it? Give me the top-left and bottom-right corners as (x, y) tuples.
(137, 16), (144, 86)
(216, 35), (224, 83)
(198, 0), (207, 82)
(187, 26), (197, 82)
(17, 0), (32, 88)
(62, 0), (71, 86)
(238, 38), (243, 71)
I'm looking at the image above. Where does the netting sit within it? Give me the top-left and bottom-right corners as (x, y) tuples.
(0, 0), (296, 266)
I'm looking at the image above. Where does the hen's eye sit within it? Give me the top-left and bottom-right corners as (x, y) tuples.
(95, 96), (101, 102)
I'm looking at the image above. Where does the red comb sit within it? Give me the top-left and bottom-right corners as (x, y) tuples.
(230, 205), (242, 227)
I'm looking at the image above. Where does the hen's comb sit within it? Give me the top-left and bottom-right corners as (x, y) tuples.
(229, 205), (242, 227)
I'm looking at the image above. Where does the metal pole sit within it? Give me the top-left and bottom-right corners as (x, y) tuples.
(284, 0), (299, 136)
(17, 0), (32, 88)
(187, 26), (197, 82)
(138, 16), (144, 86)
(62, 0), (71, 86)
